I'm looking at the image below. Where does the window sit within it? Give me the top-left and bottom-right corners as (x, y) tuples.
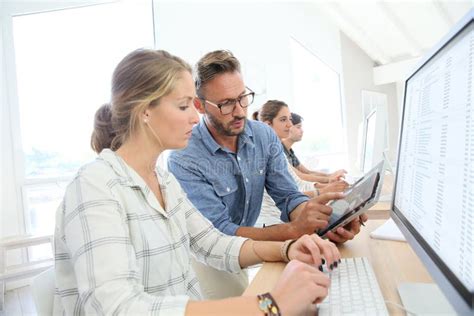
(290, 37), (347, 171)
(4, 1), (154, 254)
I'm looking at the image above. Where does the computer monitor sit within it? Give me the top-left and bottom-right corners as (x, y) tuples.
(362, 110), (376, 173)
(360, 104), (388, 173)
(392, 8), (474, 315)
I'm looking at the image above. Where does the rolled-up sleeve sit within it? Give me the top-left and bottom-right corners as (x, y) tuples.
(163, 172), (247, 272)
(264, 132), (309, 222)
(184, 196), (247, 272)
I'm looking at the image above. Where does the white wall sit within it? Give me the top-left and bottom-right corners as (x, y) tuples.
(0, 1), (4, 239)
(154, 2), (408, 172)
(152, 2), (343, 115)
(340, 32), (400, 172)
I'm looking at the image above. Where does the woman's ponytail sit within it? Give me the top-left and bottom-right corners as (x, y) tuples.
(91, 103), (116, 153)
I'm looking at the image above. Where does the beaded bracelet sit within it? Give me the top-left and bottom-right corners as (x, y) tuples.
(280, 239), (296, 262)
(257, 292), (281, 316)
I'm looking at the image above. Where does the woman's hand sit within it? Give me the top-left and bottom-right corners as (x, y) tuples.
(271, 260), (330, 315)
(328, 169), (347, 182)
(287, 234), (340, 269)
(319, 180), (348, 194)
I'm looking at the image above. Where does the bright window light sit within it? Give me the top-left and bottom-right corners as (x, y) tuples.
(13, 2), (154, 179)
(12, 2), (154, 244)
(290, 37), (347, 171)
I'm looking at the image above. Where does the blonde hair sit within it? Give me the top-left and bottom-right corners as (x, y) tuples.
(91, 49), (192, 153)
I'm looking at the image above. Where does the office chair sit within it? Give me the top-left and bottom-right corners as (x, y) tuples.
(31, 267), (55, 316)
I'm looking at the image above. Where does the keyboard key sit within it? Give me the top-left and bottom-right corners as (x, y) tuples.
(318, 257), (389, 316)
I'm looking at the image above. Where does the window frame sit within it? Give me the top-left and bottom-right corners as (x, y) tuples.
(1, 0), (151, 241)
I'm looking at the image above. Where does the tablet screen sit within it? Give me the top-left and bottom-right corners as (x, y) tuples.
(319, 171), (380, 235)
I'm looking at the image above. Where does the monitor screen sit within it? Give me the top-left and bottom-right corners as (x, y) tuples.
(362, 110), (377, 173)
(393, 10), (474, 314)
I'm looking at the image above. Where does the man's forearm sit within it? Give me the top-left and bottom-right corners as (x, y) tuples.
(289, 202), (306, 221)
(235, 223), (298, 241)
(235, 201), (309, 241)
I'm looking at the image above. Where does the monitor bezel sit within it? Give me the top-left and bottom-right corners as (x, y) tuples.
(391, 8), (474, 315)
(362, 109), (377, 173)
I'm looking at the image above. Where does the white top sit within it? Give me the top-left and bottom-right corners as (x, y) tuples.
(256, 159), (314, 227)
(54, 149), (247, 315)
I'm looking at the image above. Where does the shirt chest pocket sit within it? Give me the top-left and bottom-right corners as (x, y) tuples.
(211, 177), (240, 223)
(211, 177), (238, 199)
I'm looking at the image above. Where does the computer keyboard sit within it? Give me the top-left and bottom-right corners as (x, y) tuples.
(318, 257), (389, 315)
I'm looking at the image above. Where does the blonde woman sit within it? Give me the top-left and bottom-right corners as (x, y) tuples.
(54, 49), (341, 315)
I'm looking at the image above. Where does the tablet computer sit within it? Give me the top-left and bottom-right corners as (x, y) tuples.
(347, 175), (364, 188)
(356, 159), (385, 210)
(317, 170), (380, 237)
(345, 159), (384, 189)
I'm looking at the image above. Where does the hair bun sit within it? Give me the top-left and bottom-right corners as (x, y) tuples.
(91, 103), (116, 153)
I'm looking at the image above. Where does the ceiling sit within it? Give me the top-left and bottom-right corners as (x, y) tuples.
(319, 0), (473, 66)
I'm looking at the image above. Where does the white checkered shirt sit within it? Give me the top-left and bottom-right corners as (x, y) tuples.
(54, 149), (247, 315)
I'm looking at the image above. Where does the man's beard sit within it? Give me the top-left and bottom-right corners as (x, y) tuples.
(206, 111), (247, 136)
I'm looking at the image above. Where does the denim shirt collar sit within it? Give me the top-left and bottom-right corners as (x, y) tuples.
(196, 117), (255, 155)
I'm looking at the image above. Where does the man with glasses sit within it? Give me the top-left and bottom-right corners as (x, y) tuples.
(168, 50), (351, 299)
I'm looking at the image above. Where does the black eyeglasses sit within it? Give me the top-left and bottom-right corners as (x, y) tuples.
(200, 88), (255, 115)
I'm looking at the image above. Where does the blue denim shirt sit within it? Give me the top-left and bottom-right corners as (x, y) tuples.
(168, 118), (309, 236)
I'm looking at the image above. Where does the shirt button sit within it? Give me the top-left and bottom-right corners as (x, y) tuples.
(245, 178), (249, 182)
(226, 187), (230, 192)
(246, 200), (249, 204)
(237, 156), (241, 161)
(259, 169), (263, 175)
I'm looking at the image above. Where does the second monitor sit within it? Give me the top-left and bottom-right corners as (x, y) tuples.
(360, 103), (389, 174)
